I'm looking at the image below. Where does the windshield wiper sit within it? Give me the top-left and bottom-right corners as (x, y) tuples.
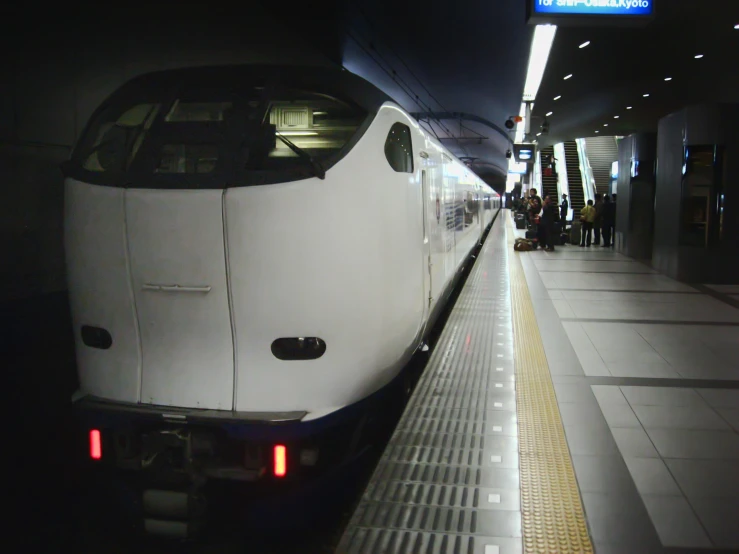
(275, 132), (326, 180)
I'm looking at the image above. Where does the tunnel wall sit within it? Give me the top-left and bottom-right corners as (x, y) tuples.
(0, 8), (337, 304)
(653, 103), (739, 283)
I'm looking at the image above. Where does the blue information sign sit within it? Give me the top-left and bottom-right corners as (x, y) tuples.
(533, 0), (654, 16)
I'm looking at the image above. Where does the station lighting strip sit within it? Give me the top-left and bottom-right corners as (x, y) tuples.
(516, 22), (738, 146)
(510, 23), (557, 174)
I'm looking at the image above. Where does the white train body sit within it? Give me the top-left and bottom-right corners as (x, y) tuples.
(64, 66), (499, 495)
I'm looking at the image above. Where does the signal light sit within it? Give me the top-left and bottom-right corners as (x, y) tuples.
(274, 445), (287, 477)
(89, 429), (102, 460)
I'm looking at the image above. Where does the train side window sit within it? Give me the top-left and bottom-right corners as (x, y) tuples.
(384, 122), (413, 173)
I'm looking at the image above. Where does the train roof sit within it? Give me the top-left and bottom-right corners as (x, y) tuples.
(108, 64), (392, 114)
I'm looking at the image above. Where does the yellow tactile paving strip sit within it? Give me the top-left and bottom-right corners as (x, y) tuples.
(507, 216), (594, 553)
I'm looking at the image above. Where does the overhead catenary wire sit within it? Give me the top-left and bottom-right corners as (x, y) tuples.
(353, 4), (486, 141)
(344, 24), (460, 144)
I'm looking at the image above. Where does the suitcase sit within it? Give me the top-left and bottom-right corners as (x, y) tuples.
(525, 230), (538, 240)
(570, 221), (582, 245)
(515, 213), (527, 229)
(551, 222), (565, 246)
(560, 233), (569, 245)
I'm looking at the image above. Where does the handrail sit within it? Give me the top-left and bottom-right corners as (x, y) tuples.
(533, 151), (543, 193)
(576, 138), (597, 203)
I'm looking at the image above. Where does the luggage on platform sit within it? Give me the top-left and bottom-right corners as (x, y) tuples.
(515, 212), (527, 229)
(514, 238), (534, 251)
(570, 221), (582, 245)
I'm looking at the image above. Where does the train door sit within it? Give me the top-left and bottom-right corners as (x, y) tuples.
(421, 169), (432, 313)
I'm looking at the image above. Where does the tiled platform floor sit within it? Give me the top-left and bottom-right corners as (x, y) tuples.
(518, 229), (739, 552)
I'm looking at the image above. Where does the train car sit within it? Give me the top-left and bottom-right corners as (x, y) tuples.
(62, 64), (500, 535)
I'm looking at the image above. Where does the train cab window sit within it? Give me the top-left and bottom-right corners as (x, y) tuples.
(243, 93), (367, 174)
(155, 144), (219, 174)
(79, 103), (161, 173)
(384, 122), (413, 173)
(68, 79), (371, 187)
(165, 101), (232, 122)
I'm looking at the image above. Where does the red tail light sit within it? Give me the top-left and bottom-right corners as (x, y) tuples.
(89, 429), (102, 460)
(274, 445), (287, 477)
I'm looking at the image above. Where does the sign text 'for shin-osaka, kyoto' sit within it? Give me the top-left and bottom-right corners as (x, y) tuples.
(533, 0), (654, 17)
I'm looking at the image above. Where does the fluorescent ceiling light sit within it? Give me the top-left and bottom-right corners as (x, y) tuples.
(554, 95), (561, 100)
(595, 130), (600, 133)
(579, 41), (591, 48)
(537, 132), (542, 136)
(604, 124), (609, 127)
(564, 74), (573, 80)
(614, 116), (619, 119)
(735, 24), (739, 29)
(277, 131), (318, 136)
(522, 24), (558, 101)
(664, 77), (673, 81)
(695, 54), (704, 59)
(546, 111), (553, 116)
(643, 93), (650, 97)
(626, 106), (633, 110)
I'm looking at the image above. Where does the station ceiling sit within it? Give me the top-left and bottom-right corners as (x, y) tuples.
(328, 0), (739, 187)
(532, 0), (739, 148)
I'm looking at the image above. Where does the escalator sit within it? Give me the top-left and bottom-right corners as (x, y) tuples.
(564, 140), (584, 216)
(540, 146), (558, 200)
(584, 136), (619, 197)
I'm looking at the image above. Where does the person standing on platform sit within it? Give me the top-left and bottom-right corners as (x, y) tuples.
(540, 195), (560, 252)
(602, 195), (616, 247)
(559, 193), (569, 232)
(580, 200), (596, 247)
(526, 188), (542, 225)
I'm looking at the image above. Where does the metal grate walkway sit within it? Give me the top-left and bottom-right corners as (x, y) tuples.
(337, 215), (522, 554)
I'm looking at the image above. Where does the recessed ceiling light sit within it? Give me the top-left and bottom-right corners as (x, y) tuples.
(695, 54), (704, 59)
(579, 41), (591, 48)
(564, 74), (573, 80)
(614, 116), (620, 119)
(665, 77), (673, 81)
(643, 93), (650, 97)
(626, 106), (633, 110)
(546, 111), (553, 116)
(554, 95), (562, 100)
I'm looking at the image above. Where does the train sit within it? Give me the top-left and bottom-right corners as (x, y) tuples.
(62, 64), (500, 535)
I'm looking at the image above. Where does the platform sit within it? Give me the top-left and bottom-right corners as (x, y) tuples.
(337, 212), (739, 553)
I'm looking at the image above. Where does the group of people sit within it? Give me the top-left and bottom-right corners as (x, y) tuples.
(514, 189), (617, 251)
(516, 188), (561, 252)
(579, 193), (617, 248)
